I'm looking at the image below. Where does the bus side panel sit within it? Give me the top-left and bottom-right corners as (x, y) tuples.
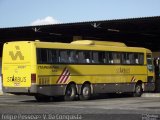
(35, 64), (148, 96)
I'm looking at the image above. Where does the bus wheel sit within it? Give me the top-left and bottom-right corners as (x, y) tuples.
(64, 84), (77, 101)
(133, 84), (143, 97)
(80, 84), (91, 100)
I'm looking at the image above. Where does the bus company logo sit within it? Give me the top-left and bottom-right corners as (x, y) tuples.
(9, 46), (24, 60)
(56, 67), (70, 84)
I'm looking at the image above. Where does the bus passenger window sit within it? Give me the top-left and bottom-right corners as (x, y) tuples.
(134, 53), (139, 64)
(99, 52), (105, 64)
(59, 50), (69, 63)
(125, 53), (130, 64)
(84, 51), (92, 63)
(48, 49), (58, 63)
(135, 59), (139, 64)
(48, 50), (53, 63)
(36, 49), (42, 64)
(36, 49), (47, 64)
(77, 51), (85, 63)
(105, 52), (109, 64)
(69, 51), (77, 63)
(128, 53), (134, 64)
(92, 52), (99, 63)
(126, 60), (130, 64)
(121, 53), (125, 64)
(112, 52), (121, 64)
(139, 53), (144, 64)
(109, 52), (113, 64)
(92, 51), (105, 64)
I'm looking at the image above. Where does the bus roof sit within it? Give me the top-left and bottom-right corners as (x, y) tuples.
(71, 40), (126, 47)
(4, 40), (152, 53)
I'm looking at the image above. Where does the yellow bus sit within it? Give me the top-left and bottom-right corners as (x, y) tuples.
(2, 40), (155, 101)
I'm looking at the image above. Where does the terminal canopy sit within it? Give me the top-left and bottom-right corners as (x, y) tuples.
(0, 16), (160, 56)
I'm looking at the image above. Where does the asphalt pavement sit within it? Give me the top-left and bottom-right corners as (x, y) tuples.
(0, 94), (160, 120)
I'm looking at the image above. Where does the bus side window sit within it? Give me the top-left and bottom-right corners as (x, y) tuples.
(128, 53), (135, 64)
(69, 51), (77, 63)
(139, 53), (144, 64)
(36, 48), (42, 64)
(122, 53), (130, 64)
(99, 52), (105, 64)
(105, 52), (109, 64)
(125, 53), (130, 64)
(109, 52), (113, 64)
(47, 50), (52, 63)
(37, 48), (48, 64)
(92, 51), (105, 64)
(134, 53), (139, 64)
(112, 52), (121, 64)
(77, 51), (85, 63)
(92, 52), (99, 63)
(48, 49), (58, 63)
(84, 51), (92, 63)
(59, 50), (69, 63)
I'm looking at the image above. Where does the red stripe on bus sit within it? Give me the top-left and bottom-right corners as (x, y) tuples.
(56, 67), (67, 83)
(59, 69), (69, 83)
(131, 76), (136, 82)
(62, 72), (70, 84)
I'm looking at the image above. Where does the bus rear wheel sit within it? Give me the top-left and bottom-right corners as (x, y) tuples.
(64, 84), (77, 101)
(133, 84), (143, 97)
(80, 84), (91, 100)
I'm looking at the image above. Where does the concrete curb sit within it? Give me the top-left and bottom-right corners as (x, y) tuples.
(141, 93), (160, 97)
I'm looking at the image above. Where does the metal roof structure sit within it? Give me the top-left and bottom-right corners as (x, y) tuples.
(0, 16), (160, 57)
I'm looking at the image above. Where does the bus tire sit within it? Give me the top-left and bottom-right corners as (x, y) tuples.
(64, 84), (77, 101)
(133, 84), (143, 97)
(80, 84), (91, 100)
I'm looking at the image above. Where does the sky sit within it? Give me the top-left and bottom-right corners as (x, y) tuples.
(0, 0), (160, 28)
